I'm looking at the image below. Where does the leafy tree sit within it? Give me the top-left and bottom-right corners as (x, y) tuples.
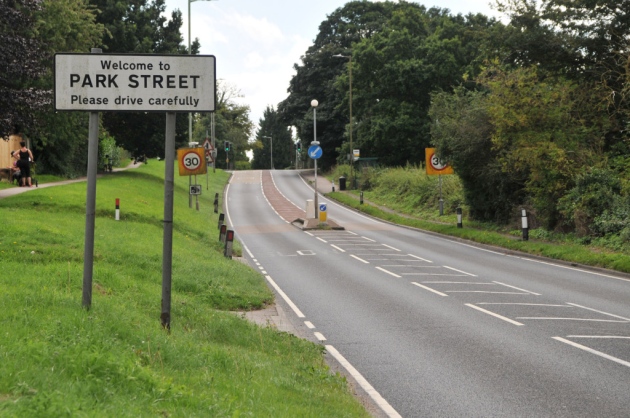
(195, 81), (253, 170)
(478, 64), (607, 228)
(31, 0), (105, 176)
(430, 87), (524, 223)
(278, 0), (407, 170)
(88, 0), (193, 158)
(252, 106), (293, 170)
(350, 6), (499, 166)
(0, 0), (49, 139)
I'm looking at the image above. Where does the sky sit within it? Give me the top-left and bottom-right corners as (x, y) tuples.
(163, 0), (501, 135)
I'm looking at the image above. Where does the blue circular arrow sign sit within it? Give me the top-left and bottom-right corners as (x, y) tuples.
(308, 145), (323, 160)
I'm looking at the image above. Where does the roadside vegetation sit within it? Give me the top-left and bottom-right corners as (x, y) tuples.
(0, 162), (369, 417)
(327, 164), (630, 274)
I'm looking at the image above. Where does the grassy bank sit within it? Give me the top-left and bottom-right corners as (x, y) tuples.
(0, 162), (369, 417)
(329, 190), (630, 274)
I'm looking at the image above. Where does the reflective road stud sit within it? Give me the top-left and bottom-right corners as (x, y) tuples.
(224, 230), (234, 258)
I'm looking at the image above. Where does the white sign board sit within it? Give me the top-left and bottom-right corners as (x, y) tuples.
(54, 53), (216, 112)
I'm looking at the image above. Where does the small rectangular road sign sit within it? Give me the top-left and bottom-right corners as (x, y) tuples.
(54, 53), (216, 112)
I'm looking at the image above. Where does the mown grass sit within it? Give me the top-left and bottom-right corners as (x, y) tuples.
(0, 162), (369, 417)
(329, 190), (630, 274)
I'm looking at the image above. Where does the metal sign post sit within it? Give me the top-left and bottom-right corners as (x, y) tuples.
(55, 52), (216, 328)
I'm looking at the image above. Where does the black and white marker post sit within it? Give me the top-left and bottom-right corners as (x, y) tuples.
(457, 207), (463, 228)
(521, 208), (529, 241)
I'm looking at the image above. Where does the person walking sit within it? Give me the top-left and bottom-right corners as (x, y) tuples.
(14, 141), (34, 187)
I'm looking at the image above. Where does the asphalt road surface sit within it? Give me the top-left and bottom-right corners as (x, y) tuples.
(225, 169), (630, 418)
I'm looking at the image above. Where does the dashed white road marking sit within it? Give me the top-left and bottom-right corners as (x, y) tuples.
(493, 281), (541, 295)
(465, 304), (524, 326)
(553, 337), (630, 368)
(567, 303), (630, 321)
(408, 254), (433, 263)
(443, 265), (477, 276)
(411, 282), (448, 297)
(350, 254), (369, 264)
(382, 244), (401, 251)
(314, 332), (327, 341)
(331, 244), (346, 252)
(376, 267), (401, 278)
(304, 321), (315, 329)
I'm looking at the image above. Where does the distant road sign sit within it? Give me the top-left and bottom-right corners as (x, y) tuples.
(177, 147), (207, 176)
(308, 145), (323, 159)
(425, 147), (454, 175)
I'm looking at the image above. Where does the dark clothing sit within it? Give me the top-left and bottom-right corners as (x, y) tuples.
(17, 150), (30, 178)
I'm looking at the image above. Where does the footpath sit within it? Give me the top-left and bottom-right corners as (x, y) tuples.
(0, 163), (142, 200)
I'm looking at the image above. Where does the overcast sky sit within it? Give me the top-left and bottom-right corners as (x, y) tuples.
(163, 0), (501, 135)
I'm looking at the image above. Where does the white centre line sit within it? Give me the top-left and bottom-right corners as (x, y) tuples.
(553, 337), (630, 368)
(350, 254), (370, 264)
(411, 282), (448, 296)
(326, 345), (402, 418)
(465, 303), (524, 326)
(443, 266), (477, 277)
(376, 267), (401, 278)
(493, 281), (541, 295)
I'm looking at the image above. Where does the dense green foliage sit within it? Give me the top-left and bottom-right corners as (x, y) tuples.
(0, 163), (369, 417)
(252, 106), (294, 170)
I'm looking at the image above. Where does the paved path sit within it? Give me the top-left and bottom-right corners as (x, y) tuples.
(0, 163), (141, 200)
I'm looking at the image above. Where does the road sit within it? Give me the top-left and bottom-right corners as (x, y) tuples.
(226, 169), (630, 418)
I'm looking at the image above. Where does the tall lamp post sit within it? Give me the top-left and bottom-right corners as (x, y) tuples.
(262, 135), (273, 169)
(188, 0), (216, 144)
(311, 99), (319, 218)
(333, 53), (353, 188)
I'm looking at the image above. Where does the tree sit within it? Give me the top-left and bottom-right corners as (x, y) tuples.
(31, 0), (105, 176)
(478, 64), (607, 228)
(351, 7), (499, 166)
(430, 87), (524, 223)
(195, 81), (254, 170)
(252, 106), (293, 170)
(278, 0), (406, 170)
(88, 0), (192, 158)
(0, 0), (49, 138)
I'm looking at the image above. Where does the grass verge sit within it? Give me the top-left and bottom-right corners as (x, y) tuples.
(329, 191), (630, 274)
(0, 162), (369, 417)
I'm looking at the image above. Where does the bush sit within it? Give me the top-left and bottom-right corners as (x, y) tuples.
(558, 168), (622, 236)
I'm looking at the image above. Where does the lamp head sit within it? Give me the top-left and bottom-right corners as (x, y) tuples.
(311, 99), (318, 108)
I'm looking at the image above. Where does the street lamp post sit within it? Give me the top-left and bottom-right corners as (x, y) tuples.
(262, 135), (273, 169)
(188, 0), (216, 144)
(311, 99), (319, 218)
(333, 53), (353, 188)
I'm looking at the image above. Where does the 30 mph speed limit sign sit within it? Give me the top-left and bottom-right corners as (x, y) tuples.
(425, 147), (454, 175)
(177, 147), (207, 176)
